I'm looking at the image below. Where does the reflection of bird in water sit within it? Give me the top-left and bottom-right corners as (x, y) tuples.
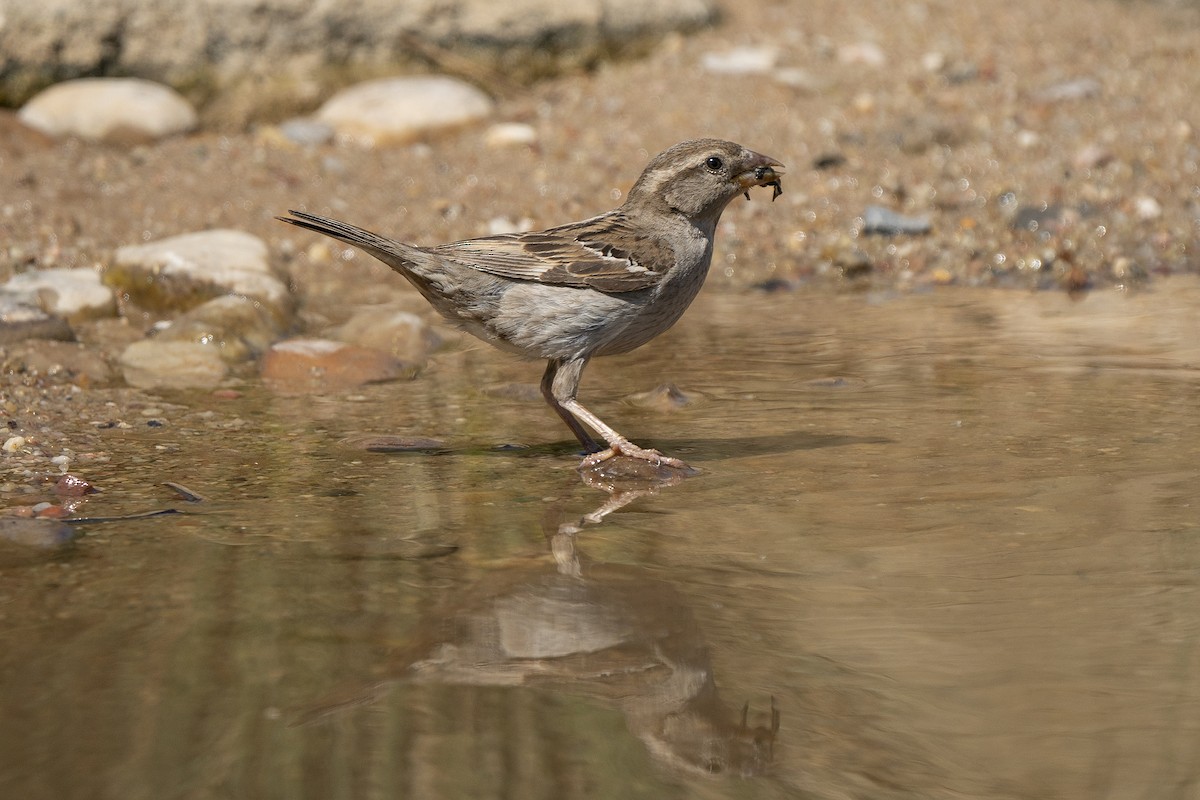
(293, 472), (780, 777)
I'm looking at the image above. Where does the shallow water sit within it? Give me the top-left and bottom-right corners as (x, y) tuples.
(3, 280), (1199, 799)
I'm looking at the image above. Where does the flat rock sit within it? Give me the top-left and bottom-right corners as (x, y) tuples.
(261, 338), (416, 394)
(2, 340), (115, 385)
(2, 268), (116, 318)
(17, 78), (197, 143)
(119, 340), (230, 389)
(316, 76), (495, 147)
(0, 293), (73, 344)
(108, 229), (292, 320)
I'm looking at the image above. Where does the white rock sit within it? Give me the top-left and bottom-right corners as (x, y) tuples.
(484, 122), (539, 148)
(837, 41), (886, 67)
(701, 46), (779, 75)
(2, 268), (116, 317)
(1134, 196), (1162, 220)
(119, 340), (230, 389)
(112, 229), (290, 312)
(316, 76), (495, 147)
(17, 78), (198, 142)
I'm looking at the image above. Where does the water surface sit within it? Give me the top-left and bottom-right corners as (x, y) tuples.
(3, 280), (1199, 799)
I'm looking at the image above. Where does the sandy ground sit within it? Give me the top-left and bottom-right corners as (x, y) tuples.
(2, 0), (1199, 492)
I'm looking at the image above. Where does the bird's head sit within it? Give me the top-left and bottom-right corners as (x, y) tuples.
(625, 139), (784, 221)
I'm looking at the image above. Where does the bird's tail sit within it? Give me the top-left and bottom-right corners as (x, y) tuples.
(277, 210), (430, 277)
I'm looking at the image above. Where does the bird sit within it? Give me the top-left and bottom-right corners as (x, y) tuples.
(278, 138), (783, 470)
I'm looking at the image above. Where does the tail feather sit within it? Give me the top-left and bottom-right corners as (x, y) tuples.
(277, 210), (427, 275)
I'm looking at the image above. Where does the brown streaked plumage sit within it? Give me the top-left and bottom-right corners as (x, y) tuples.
(278, 138), (783, 469)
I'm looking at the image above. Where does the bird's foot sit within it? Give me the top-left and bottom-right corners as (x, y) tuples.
(579, 439), (693, 472)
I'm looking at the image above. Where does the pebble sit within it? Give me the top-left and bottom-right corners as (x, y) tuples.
(119, 340), (231, 389)
(278, 117), (336, 147)
(861, 205), (932, 236)
(316, 76), (495, 147)
(110, 229), (291, 319)
(3, 436), (26, 453)
(1033, 77), (1101, 104)
(2, 267), (116, 318)
(17, 78), (198, 143)
(701, 46), (779, 75)
(837, 41), (886, 67)
(1134, 196), (1162, 220)
(332, 308), (441, 363)
(260, 338), (416, 394)
(484, 122), (539, 148)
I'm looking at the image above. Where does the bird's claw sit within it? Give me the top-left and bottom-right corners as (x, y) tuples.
(579, 440), (692, 471)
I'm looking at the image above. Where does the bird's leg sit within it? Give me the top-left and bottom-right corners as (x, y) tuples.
(545, 358), (691, 469)
(541, 360), (602, 453)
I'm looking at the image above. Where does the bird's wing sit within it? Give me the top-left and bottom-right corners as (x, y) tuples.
(434, 213), (673, 294)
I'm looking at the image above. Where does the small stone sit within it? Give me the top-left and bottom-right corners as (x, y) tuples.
(484, 122), (538, 148)
(861, 206), (932, 236)
(261, 338), (416, 394)
(278, 117), (335, 147)
(2, 267), (116, 318)
(1033, 77), (1101, 104)
(109, 229), (291, 319)
(1073, 143), (1113, 170)
(316, 76), (494, 147)
(332, 308), (441, 363)
(1133, 196), (1162, 220)
(486, 216), (535, 235)
(837, 41), (886, 67)
(772, 67), (824, 92)
(2, 436), (26, 453)
(119, 340), (230, 389)
(17, 78), (197, 143)
(701, 46), (779, 75)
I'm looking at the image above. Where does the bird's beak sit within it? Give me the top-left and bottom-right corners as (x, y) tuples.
(737, 153), (785, 201)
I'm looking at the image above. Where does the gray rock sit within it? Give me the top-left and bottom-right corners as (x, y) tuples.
(0, 293), (73, 344)
(332, 307), (441, 363)
(316, 76), (494, 146)
(109, 229), (292, 320)
(277, 117), (335, 147)
(0, 0), (716, 126)
(861, 205), (932, 236)
(119, 340), (230, 389)
(17, 78), (197, 142)
(2, 267), (116, 318)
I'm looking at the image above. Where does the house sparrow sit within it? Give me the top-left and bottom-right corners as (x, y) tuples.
(279, 138), (783, 469)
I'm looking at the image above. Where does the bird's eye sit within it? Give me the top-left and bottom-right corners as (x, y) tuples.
(705, 156), (724, 171)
